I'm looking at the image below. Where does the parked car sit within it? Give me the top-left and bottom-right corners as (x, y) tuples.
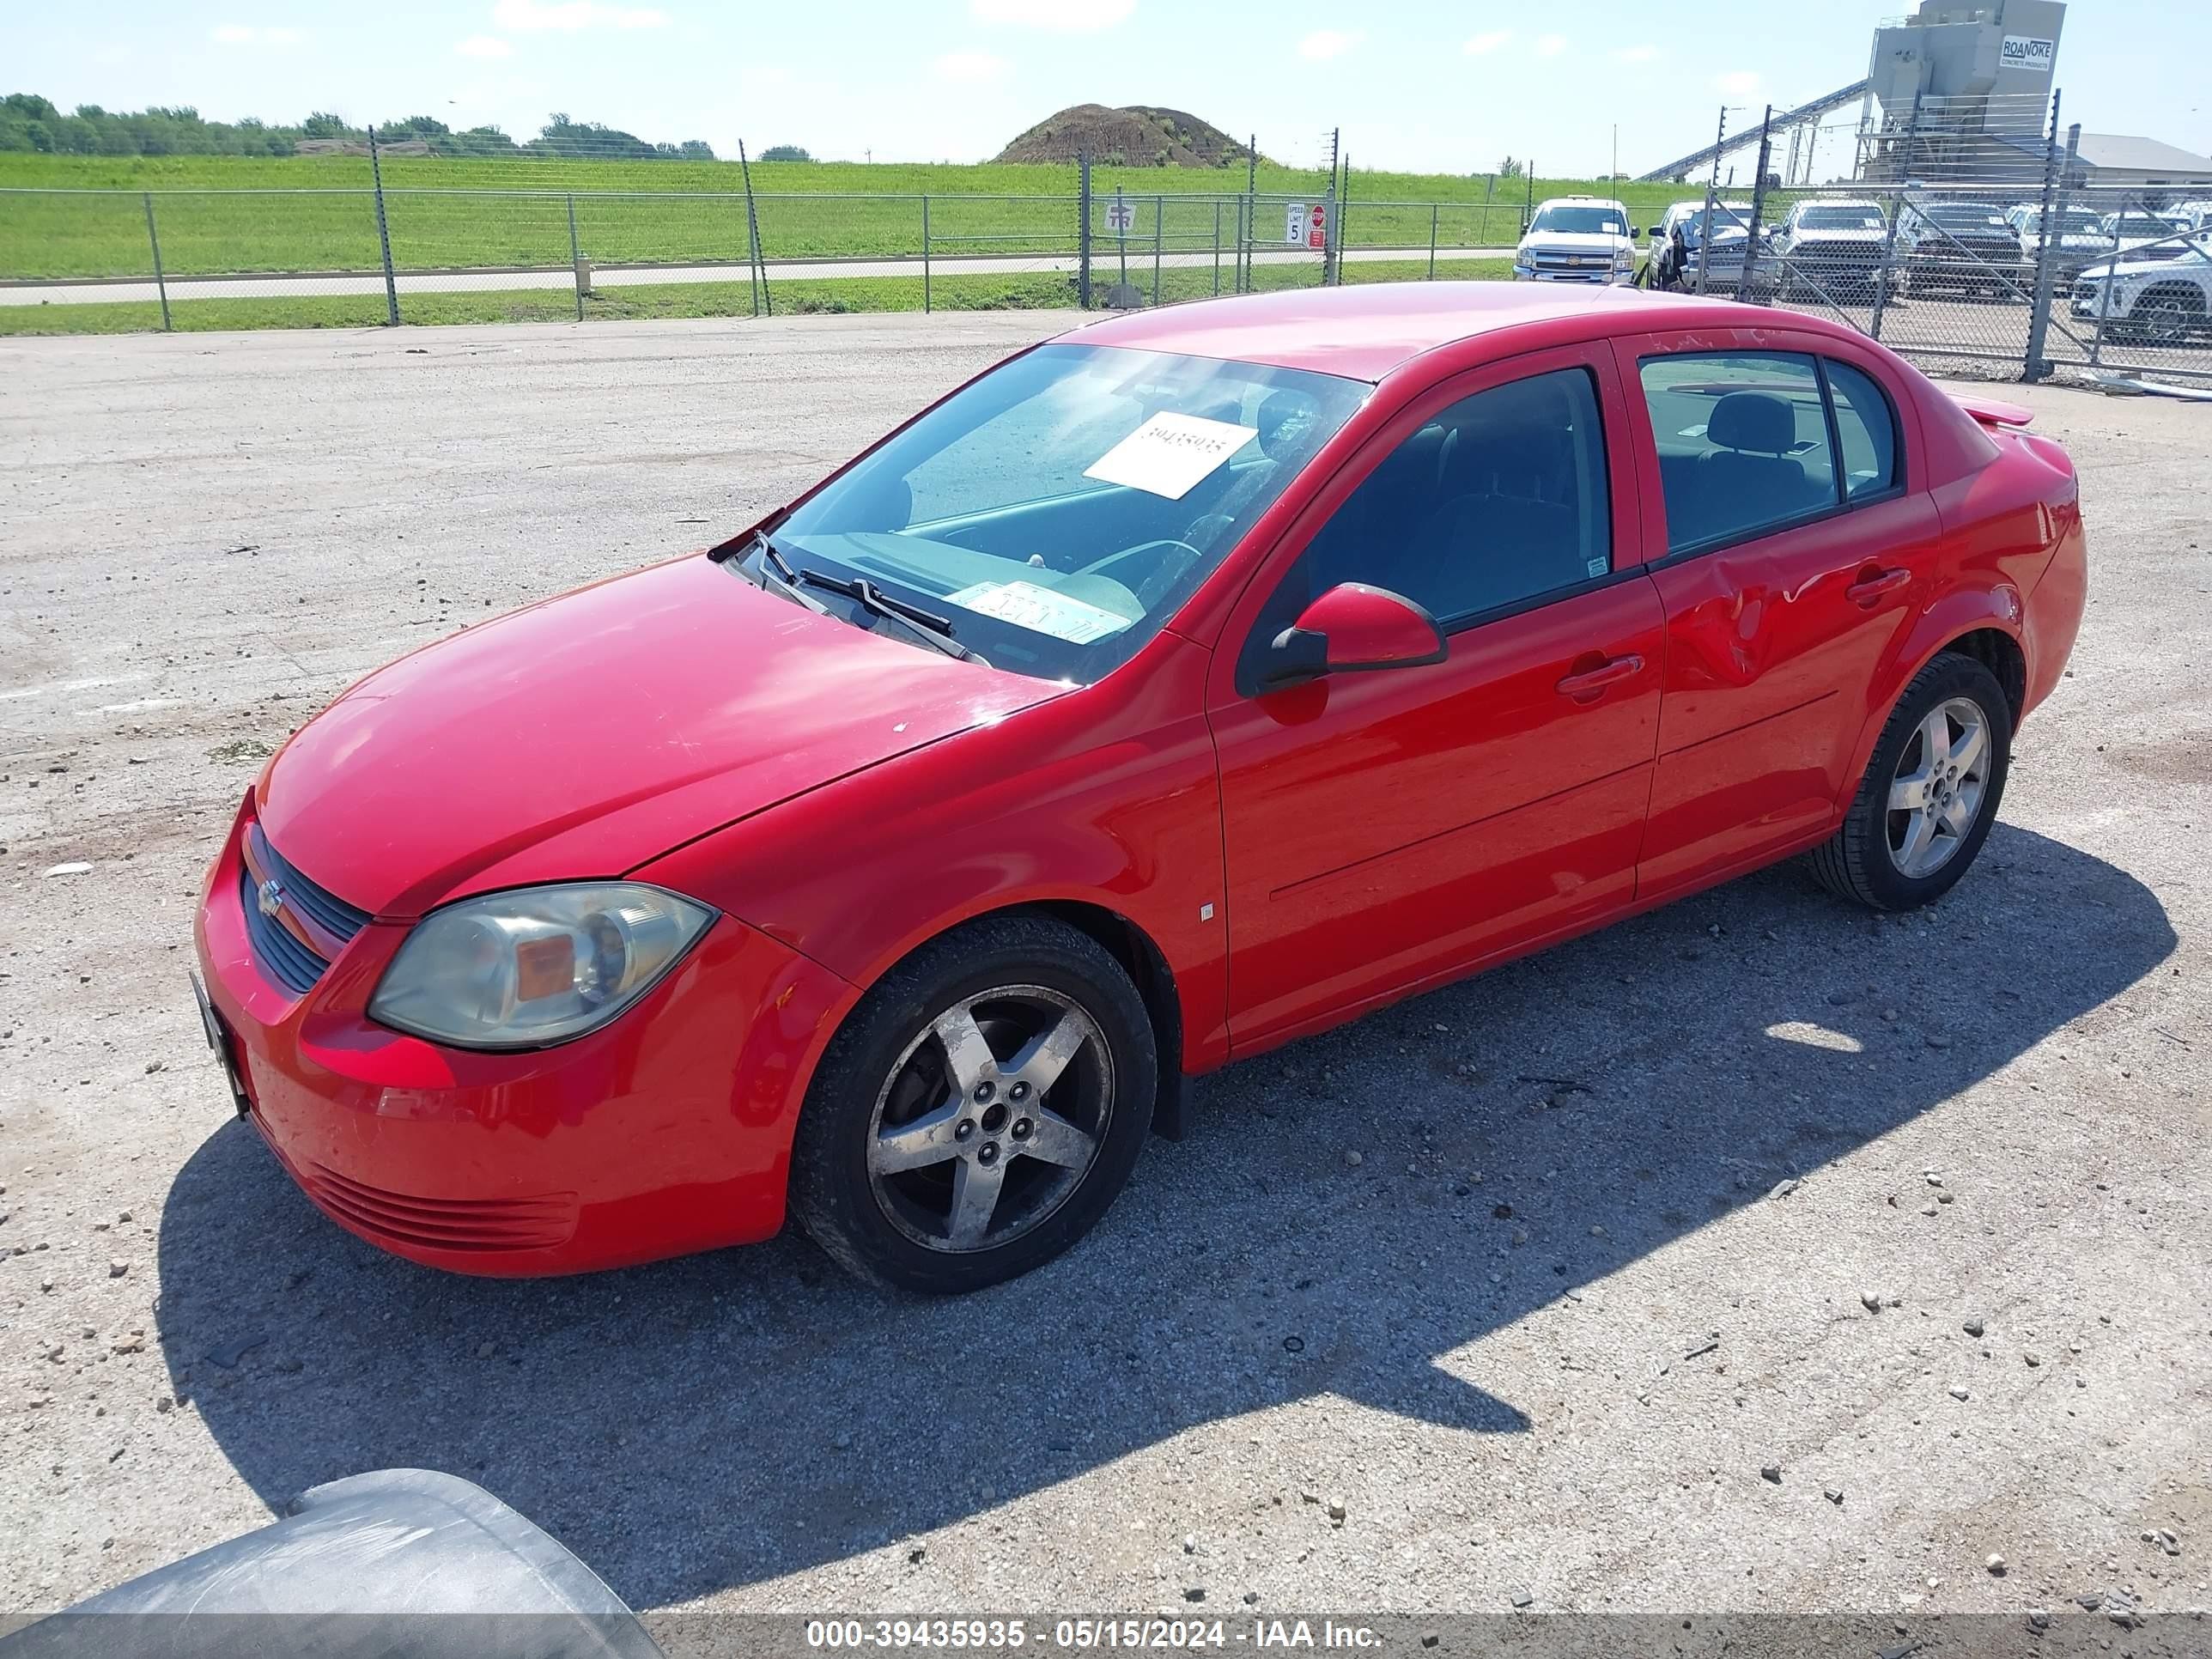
(0, 1469), (662, 1659)
(2070, 233), (2212, 344)
(1897, 201), (2029, 299)
(1766, 200), (1890, 301)
(1512, 196), (1638, 285)
(2005, 203), (2112, 283)
(1644, 198), (1770, 295)
(2097, 210), (2193, 255)
(194, 283), (2087, 1294)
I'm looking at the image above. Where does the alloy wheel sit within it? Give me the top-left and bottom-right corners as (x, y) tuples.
(866, 986), (1112, 1253)
(1885, 696), (1991, 878)
(2139, 295), (2200, 347)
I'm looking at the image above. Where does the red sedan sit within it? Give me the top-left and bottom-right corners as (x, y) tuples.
(191, 283), (2087, 1293)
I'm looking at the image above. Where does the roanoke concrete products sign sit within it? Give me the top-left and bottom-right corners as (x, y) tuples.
(2002, 34), (2056, 71)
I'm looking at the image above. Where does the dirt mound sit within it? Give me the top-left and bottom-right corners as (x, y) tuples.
(994, 105), (1256, 168)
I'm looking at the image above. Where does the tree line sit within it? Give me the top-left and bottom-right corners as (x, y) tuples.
(0, 94), (717, 161)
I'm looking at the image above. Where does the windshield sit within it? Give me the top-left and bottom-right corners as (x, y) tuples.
(2022, 209), (2105, 235)
(1798, 206), (1885, 230)
(1923, 206), (2009, 229)
(1680, 204), (1754, 243)
(767, 344), (1367, 684)
(2106, 214), (2183, 236)
(1531, 205), (1627, 235)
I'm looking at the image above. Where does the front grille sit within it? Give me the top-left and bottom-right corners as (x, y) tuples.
(2074, 280), (2100, 302)
(238, 827), (370, 998)
(240, 868), (326, 994)
(1797, 244), (1881, 267)
(1528, 249), (1616, 276)
(258, 833), (370, 939)
(301, 1162), (580, 1252)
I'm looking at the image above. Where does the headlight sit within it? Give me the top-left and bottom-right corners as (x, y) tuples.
(1613, 249), (1636, 269)
(369, 883), (716, 1049)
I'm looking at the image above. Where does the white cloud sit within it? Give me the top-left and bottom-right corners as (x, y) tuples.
(1534, 33), (1568, 57)
(490, 0), (667, 31)
(210, 23), (303, 45)
(1714, 69), (1762, 97)
(933, 49), (1011, 83)
(970, 0), (1133, 28)
(1299, 27), (1364, 61)
(1462, 29), (1511, 55)
(1612, 43), (1658, 64)
(455, 34), (514, 57)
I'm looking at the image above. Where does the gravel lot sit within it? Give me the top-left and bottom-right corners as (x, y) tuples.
(1, 314), (2207, 1632)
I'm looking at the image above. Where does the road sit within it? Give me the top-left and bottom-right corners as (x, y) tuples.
(1, 315), (2205, 1643)
(0, 244), (1518, 307)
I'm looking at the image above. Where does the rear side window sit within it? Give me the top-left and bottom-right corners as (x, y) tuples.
(1638, 353), (1837, 553)
(1823, 360), (1900, 500)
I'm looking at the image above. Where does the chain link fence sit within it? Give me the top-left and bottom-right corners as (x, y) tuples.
(5, 139), (2207, 387)
(1635, 94), (2212, 390)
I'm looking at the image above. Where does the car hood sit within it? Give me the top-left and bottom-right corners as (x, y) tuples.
(256, 555), (1063, 917)
(2078, 257), (2187, 281)
(1795, 228), (1887, 244)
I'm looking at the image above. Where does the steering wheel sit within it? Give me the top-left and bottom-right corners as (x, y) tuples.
(1073, 538), (1205, 611)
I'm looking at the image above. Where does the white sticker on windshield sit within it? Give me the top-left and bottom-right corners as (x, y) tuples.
(946, 580), (1133, 644)
(1083, 410), (1260, 501)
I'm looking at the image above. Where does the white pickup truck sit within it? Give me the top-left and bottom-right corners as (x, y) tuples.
(1512, 197), (1638, 286)
(2070, 234), (2212, 345)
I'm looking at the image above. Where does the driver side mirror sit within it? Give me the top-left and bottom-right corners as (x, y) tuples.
(1259, 582), (1447, 690)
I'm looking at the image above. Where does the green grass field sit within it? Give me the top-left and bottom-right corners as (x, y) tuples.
(0, 151), (1675, 282)
(0, 257), (1516, 337)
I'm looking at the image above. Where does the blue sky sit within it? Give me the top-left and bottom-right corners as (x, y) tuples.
(9, 0), (2208, 177)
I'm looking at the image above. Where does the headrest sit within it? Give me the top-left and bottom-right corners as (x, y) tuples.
(1707, 391), (1796, 455)
(1443, 415), (1562, 498)
(1254, 391), (1316, 461)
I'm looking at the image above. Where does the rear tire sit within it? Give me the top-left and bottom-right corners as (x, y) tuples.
(789, 914), (1157, 1294)
(1808, 653), (2012, 912)
(2123, 284), (2207, 347)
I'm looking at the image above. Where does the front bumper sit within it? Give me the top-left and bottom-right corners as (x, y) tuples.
(191, 792), (854, 1275)
(1512, 264), (1635, 285)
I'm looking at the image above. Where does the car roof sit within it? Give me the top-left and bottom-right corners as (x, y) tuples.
(1060, 282), (1827, 383)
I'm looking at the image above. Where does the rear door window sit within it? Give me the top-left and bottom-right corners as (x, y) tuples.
(1637, 353), (1838, 553)
(1822, 360), (1900, 501)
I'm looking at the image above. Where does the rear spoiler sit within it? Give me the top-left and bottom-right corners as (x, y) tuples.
(1950, 392), (2034, 428)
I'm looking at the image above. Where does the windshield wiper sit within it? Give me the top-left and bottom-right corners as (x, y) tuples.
(731, 532), (829, 614)
(786, 565), (989, 666)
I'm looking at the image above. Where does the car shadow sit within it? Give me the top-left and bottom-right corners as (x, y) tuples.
(155, 823), (2172, 1609)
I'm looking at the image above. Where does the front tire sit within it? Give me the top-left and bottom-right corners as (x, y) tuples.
(1808, 653), (2012, 912)
(789, 914), (1157, 1294)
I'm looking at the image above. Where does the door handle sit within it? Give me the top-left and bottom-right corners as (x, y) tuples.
(1846, 566), (1911, 606)
(1556, 653), (1645, 702)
